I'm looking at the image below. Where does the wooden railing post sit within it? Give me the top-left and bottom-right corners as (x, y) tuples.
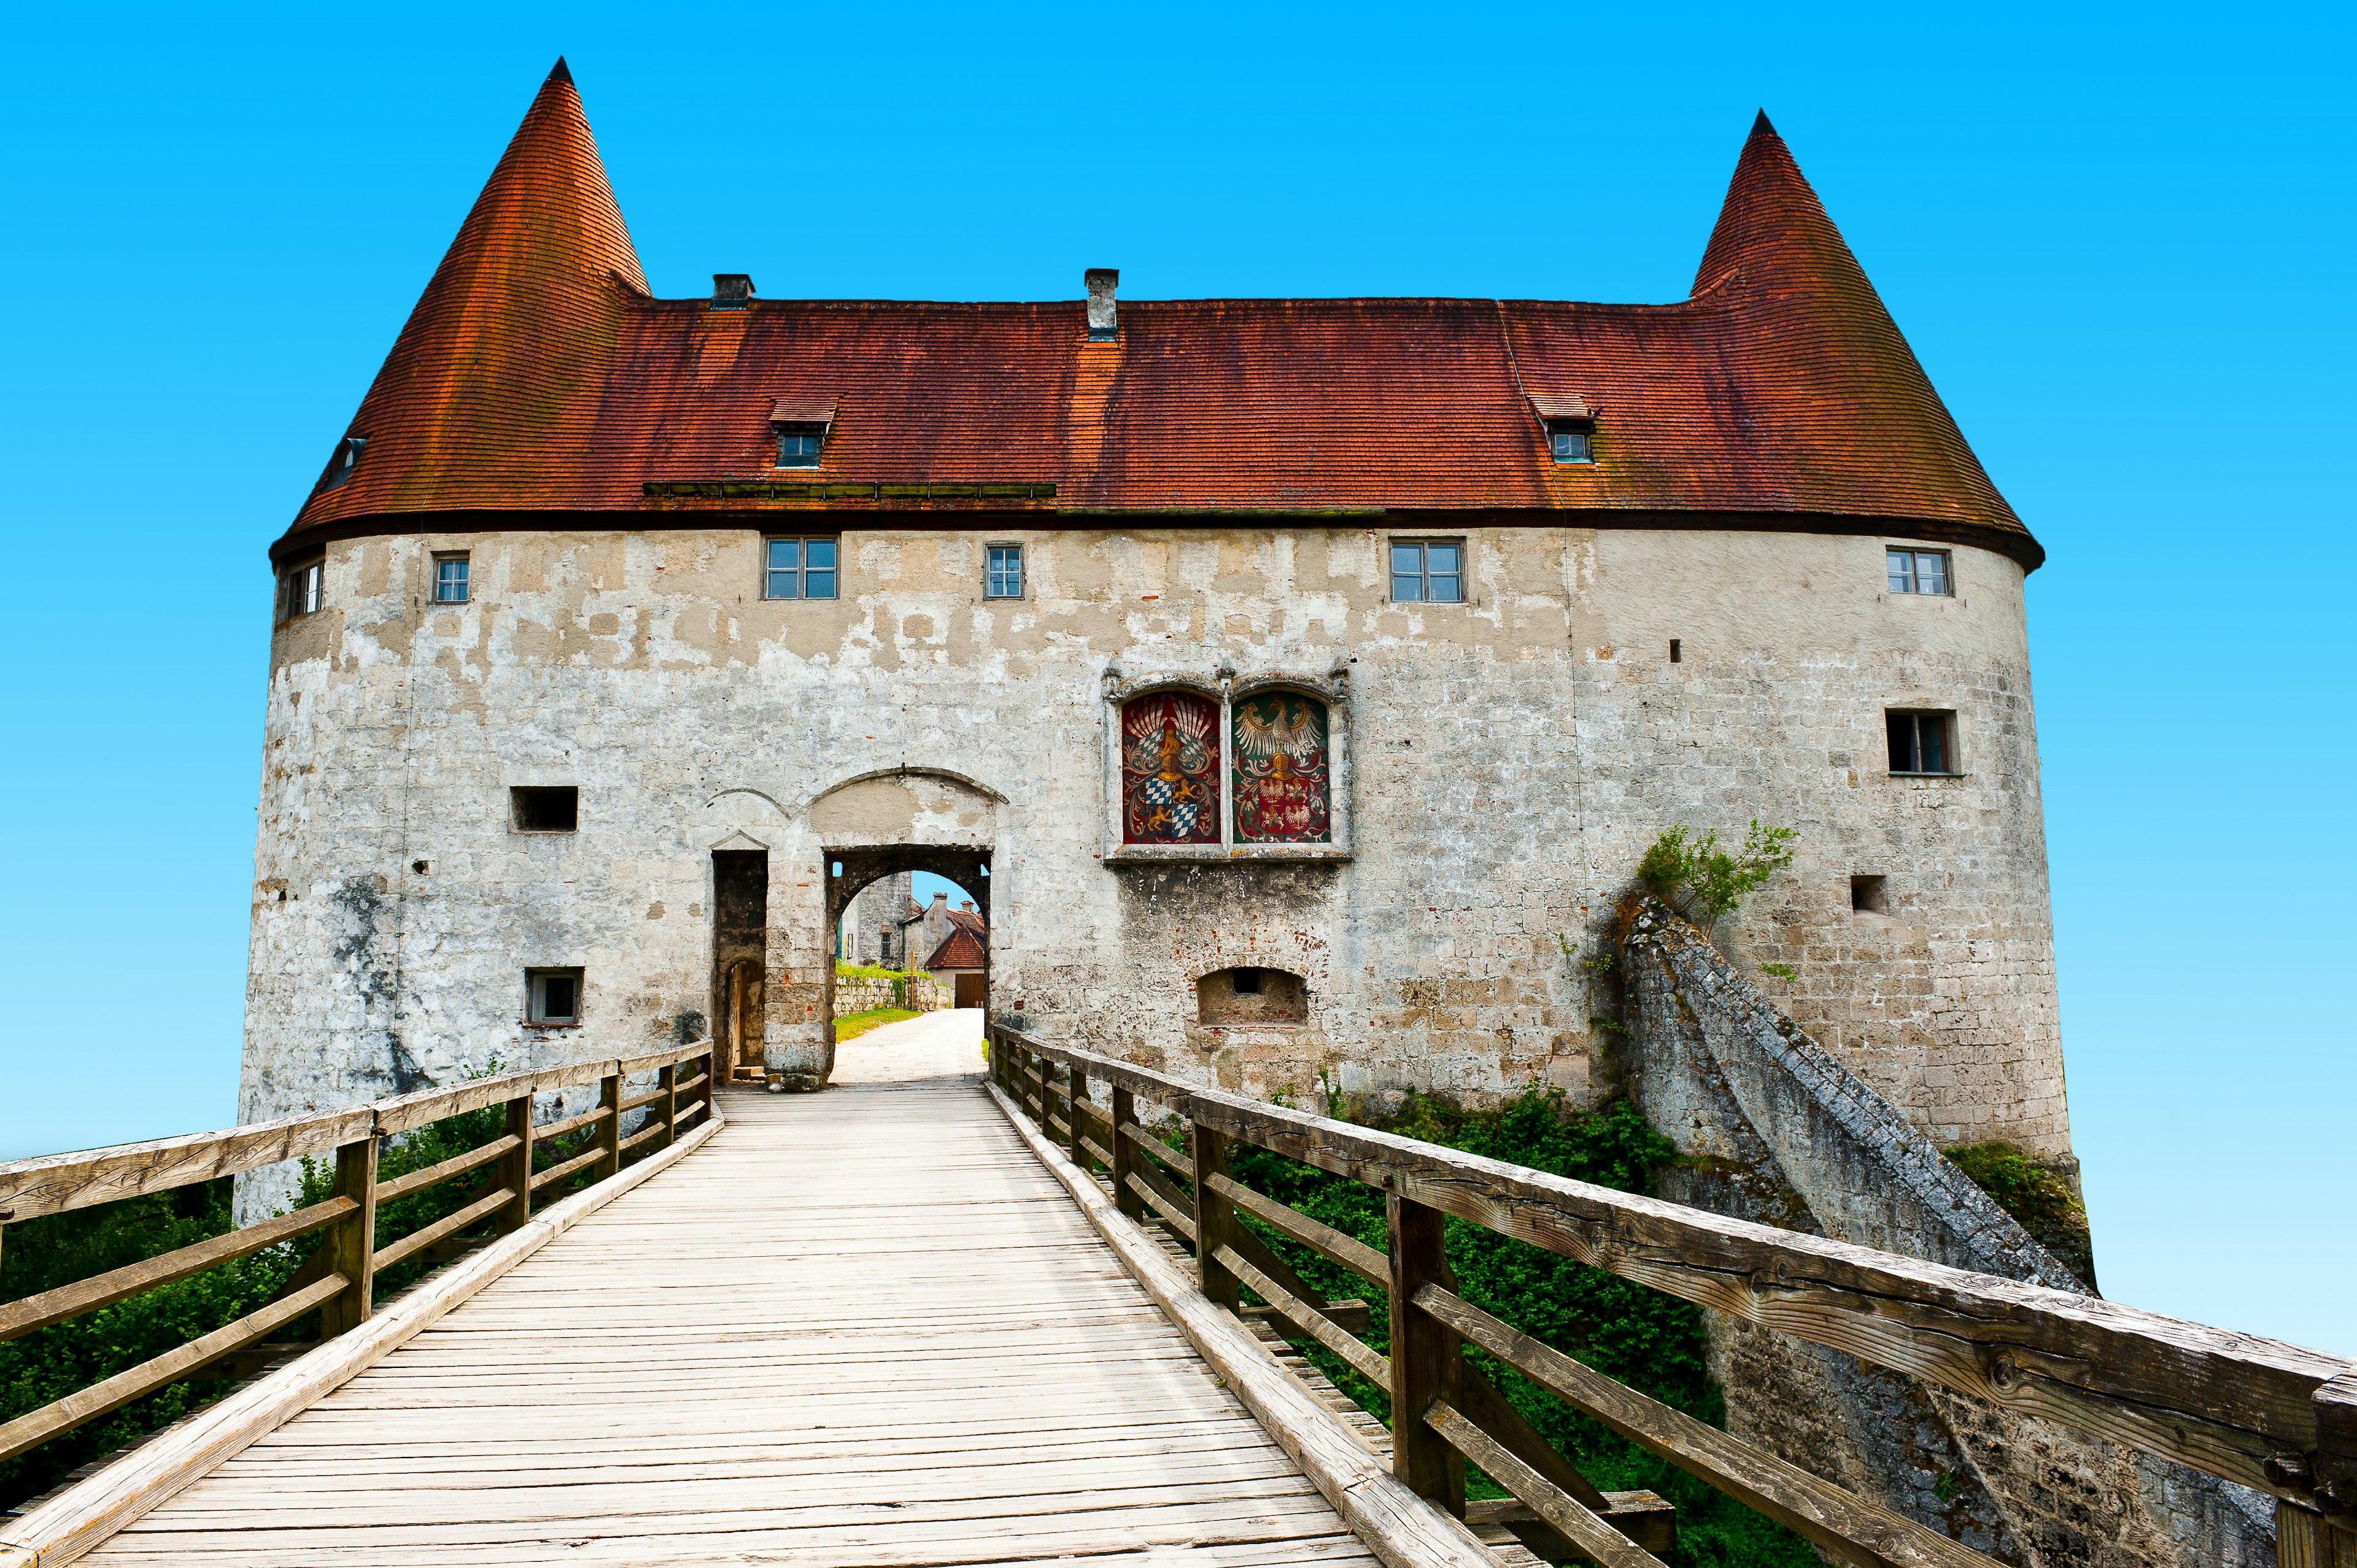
(498, 1090), (535, 1233)
(1110, 1086), (1145, 1222)
(1389, 1191), (1465, 1516)
(1066, 1063), (1088, 1166)
(702, 1044), (718, 1122)
(659, 1061), (678, 1149)
(598, 1065), (623, 1176)
(1191, 1119), (1239, 1305)
(318, 1128), (379, 1337)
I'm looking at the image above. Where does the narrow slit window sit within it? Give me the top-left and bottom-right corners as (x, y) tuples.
(433, 553), (470, 604)
(765, 536), (840, 600)
(1390, 538), (1464, 603)
(1887, 549), (1953, 595)
(1886, 711), (1955, 776)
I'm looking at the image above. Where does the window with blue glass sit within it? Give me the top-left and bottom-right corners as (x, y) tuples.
(775, 423), (827, 469)
(433, 553), (470, 604)
(1886, 548), (1951, 595)
(1389, 539), (1463, 603)
(765, 536), (838, 600)
(1547, 422), (1593, 463)
(985, 544), (1024, 598)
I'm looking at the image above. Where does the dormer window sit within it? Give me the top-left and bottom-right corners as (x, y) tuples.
(770, 398), (837, 470)
(776, 425), (826, 468)
(317, 436), (366, 492)
(1530, 394), (1597, 465)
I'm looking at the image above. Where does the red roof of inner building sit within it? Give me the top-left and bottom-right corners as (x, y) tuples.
(925, 914), (987, 973)
(284, 76), (2036, 568)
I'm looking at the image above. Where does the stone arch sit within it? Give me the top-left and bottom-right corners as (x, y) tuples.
(803, 767), (1001, 1088)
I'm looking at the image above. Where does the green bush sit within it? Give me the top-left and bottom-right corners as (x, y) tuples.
(1227, 1089), (1817, 1568)
(1636, 821), (1797, 926)
(1945, 1143), (2081, 1234)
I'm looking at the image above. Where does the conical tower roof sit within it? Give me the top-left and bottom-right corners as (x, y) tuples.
(1663, 111), (2022, 545)
(292, 58), (646, 530)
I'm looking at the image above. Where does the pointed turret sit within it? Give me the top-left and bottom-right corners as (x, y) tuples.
(287, 58), (647, 535)
(1673, 112), (2024, 552)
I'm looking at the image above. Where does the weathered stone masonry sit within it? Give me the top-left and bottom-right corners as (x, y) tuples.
(241, 524), (2067, 1159)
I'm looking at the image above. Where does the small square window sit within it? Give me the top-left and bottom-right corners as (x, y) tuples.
(1547, 422), (1593, 463)
(1887, 548), (1952, 595)
(986, 543), (1024, 599)
(278, 558), (323, 624)
(1390, 538), (1465, 603)
(527, 968), (584, 1025)
(511, 786), (579, 833)
(765, 536), (840, 600)
(433, 554), (470, 604)
(1886, 711), (1956, 776)
(1851, 875), (1888, 914)
(775, 423), (827, 469)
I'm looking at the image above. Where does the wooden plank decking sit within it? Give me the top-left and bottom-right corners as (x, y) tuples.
(80, 1013), (1384, 1567)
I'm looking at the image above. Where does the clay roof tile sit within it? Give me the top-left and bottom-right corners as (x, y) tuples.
(284, 87), (2034, 569)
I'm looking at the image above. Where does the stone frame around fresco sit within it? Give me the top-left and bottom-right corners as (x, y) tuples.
(1099, 662), (1353, 865)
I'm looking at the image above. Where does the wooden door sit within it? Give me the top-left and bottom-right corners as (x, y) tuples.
(728, 961), (765, 1068)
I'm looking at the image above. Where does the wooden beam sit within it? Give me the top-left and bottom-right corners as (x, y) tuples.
(1425, 1400), (1670, 1568)
(1119, 1119), (1195, 1181)
(372, 1133), (517, 1205)
(1207, 1168), (1389, 1289)
(0, 1275), (347, 1466)
(0, 1198), (352, 1342)
(1194, 1122), (1241, 1311)
(317, 1136), (377, 1337)
(528, 1143), (605, 1192)
(1110, 1086), (1145, 1224)
(0, 1109), (373, 1222)
(1389, 1192), (1463, 1516)
(1217, 1243), (1390, 1386)
(369, 1186), (511, 1274)
(1418, 1282), (1996, 1568)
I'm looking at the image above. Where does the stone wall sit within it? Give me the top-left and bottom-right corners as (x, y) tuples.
(832, 971), (941, 1018)
(1622, 901), (2275, 1567)
(239, 522), (2071, 1179)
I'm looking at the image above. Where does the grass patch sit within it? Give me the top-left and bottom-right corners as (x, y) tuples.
(835, 1006), (921, 1041)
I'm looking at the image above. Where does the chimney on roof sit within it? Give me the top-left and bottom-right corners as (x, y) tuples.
(1085, 268), (1118, 342)
(961, 900), (974, 912)
(711, 274), (754, 311)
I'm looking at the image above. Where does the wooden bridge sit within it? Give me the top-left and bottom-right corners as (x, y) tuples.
(2, 1011), (2352, 1567)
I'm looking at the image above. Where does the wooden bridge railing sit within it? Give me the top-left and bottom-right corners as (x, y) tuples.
(989, 1024), (2357, 1568)
(0, 1039), (714, 1472)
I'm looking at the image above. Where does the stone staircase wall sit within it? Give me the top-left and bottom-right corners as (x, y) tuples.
(1620, 899), (2277, 1568)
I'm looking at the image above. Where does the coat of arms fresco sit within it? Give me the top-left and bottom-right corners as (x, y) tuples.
(1121, 692), (1220, 844)
(1233, 692), (1331, 843)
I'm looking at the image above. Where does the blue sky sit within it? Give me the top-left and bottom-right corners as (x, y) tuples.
(0, 2), (2347, 1352)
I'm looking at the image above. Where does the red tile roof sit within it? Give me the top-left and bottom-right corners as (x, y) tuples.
(924, 918), (987, 972)
(284, 75), (2036, 569)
